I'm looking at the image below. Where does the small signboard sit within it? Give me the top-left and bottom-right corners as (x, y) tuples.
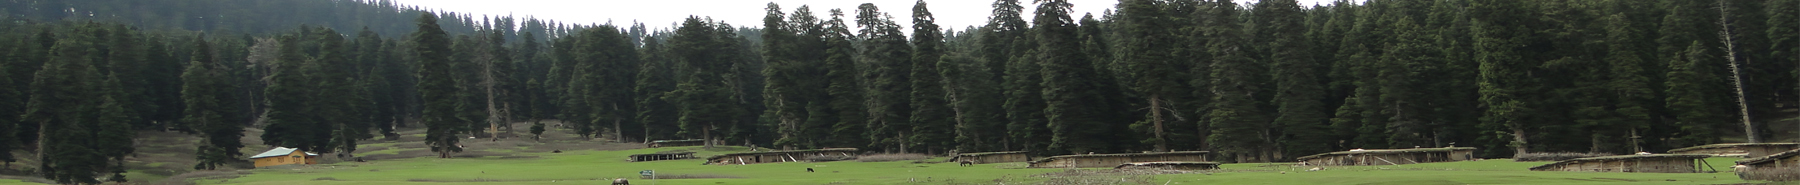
(640, 170), (654, 177)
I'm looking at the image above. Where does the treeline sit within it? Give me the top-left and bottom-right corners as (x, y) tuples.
(0, 0), (1797, 183)
(0, 0), (591, 41)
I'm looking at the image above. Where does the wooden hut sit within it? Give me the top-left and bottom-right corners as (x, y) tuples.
(1114, 162), (1220, 170)
(628, 152), (697, 162)
(647, 139), (709, 148)
(1528, 154), (1712, 173)
(1027, 151), (1210, 168)
(1735, 148), (1800, 180)
(1295, 147), (1476, 166)
(949, 151), (1030, 164)
(250, 147), (319, 168)
(1667, 143), (1800, 158)
(704, 148), (858, 165)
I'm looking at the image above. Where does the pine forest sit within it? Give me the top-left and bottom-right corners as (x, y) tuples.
(0, 0), (1796, 183)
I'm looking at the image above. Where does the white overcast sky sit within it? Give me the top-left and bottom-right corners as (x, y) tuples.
(386, 0), (1343, 32)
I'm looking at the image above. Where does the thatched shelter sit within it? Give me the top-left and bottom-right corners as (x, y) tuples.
(1528, 154), (1713, 173)
(1027, 151), (1210, 168)
(704, 148), (858, 165)
(1294, 147), (1476, 166)
(948, 151), (1029, 164)
(1114, 162), (1220, 170)
(628, 152), (696, 162)
(1738, 148), (1800, 168)
(647, 139), (709, 148)
(1668, 143), (1800, 158)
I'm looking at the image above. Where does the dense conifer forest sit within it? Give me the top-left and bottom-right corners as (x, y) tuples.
(0, 0), (1796, 183)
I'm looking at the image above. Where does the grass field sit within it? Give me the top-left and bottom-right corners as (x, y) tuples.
(74, 145), (1755, 185)
(0, 144), (1787, 185)
(0, 122), (1788, 185)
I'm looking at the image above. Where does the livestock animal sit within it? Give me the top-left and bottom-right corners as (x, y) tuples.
(959, 160), (976, 167)
(612, 178), (629, 185)
(807, 168), (815, 172)
(1734, 164), (1751, 179)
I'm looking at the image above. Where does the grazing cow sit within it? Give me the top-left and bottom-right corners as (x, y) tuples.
(959, 160), (976, 167)
(612, 178), (629, 185)
(807, 168), (815, 172)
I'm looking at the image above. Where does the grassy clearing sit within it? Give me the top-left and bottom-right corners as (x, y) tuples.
(1150, 157), (1755, 185)
(201, 146), (1058, 185)
(163, 145), (1781, 185)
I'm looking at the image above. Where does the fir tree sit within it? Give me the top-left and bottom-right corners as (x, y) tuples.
(908, 0), (954, 154)
(1204, 0), (1273, 162)
(821, 9), (869, 148)
(668, 17), (739, 149)
(183, 34), (247, 170)
(1036, 0), (1124, 154)
(414, 13), (464, 158)
(1256, 0), (1331, 158)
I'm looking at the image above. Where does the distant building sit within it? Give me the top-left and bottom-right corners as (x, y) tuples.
(1668, 143), (1800, 158)
(250, 147), (319, 168)
(647, 139), (708, 148)
(705, 148), (858, 165)
(1295, 147), (1476, 166)
(1528, 154), (1712, 173)
(1027, 151), (1210, 168)
(949, 151), (1030, 164)
(1114, 161), (1220, 170)
(628, 152), (697, 162)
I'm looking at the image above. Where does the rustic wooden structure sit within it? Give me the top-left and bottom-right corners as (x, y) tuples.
(1735, 148), (1800, 181)
(628, 152), (697, 162)
(1114, 161), (1220, 170)
(1295, 147), (1476, 166)
(704, 148), (858, 165)
(948, 151), (1030, 164)
(647, 139), (708, 148)
(1668, 143), (1800, 158)
(1738, 148), (1800, 168)
(250, 147), (319, 168)
(1528, 154), (1712, 173)
(1027, 151), (1210, 168)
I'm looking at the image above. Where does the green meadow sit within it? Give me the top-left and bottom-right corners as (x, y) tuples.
(3, 145), (1745, 185)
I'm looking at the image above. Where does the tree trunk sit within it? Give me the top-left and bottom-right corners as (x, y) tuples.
(1630, 128), (1642, 153)
(1719, 0), (1759, 143)
(898, 132), (909, 154)
(704, 124), (714, 149)
(1511, 127), (1528, 158)
(1151, 94), (1167, 152)
(613, 116), (622, 143)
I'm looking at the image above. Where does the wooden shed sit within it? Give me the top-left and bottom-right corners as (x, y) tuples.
(250, 147), (319, 168)
(647, 139), (709, 148)
(1114, 161), (1220, 170)
(1668, 143), (1800, 158)
(1027, 151), (1210, 168)
(704, 148), (858, 165)
(1735, 148), (1800, 180)
(949, 151), (1030, 164)
(1295, 147), (1476, 166)
(628, 152), (696, 162)
(1528, 154), (1713, 173)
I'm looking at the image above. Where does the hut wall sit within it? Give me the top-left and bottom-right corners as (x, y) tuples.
(1673, 148), (1746, 156)
(1746, 146), (1798, 158)
(1031, 153), (1209, 168)
(1535, 158), (1697, 173)
(966, 153), (1029, 164)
